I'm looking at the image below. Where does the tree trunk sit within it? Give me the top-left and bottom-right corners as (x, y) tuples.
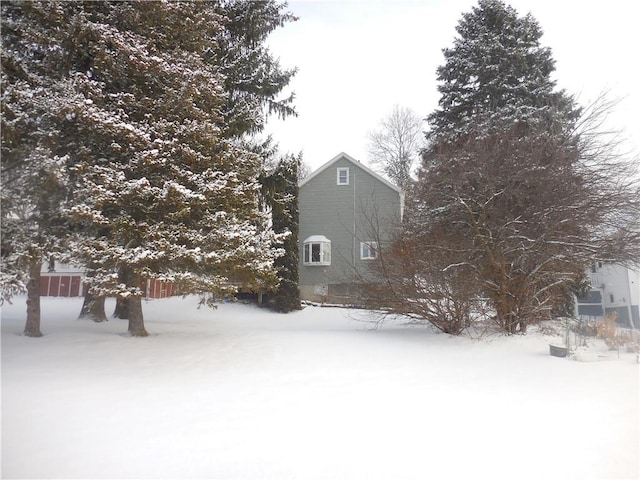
(113, 296), (129, 319)
(24, 260), (43, 337)
(79, 268), (107, 322)
(127, 294), (148, 337)
(113, 267), (130, 319)
(125, 270), (148, 336)
(79, 293), (107, 322)
(502, 311), (527, 334)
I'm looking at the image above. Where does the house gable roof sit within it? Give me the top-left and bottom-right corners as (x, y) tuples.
(299, 152), (402, 194)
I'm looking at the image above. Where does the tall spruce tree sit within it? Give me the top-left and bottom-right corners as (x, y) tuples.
(1, 2), (79, 336)
(406, 0), (639, 334)
(260, 152), (302, 312)
(1, 1), (297, 336)
(427, 0), (578, 142)
(214, 0), (297, 137)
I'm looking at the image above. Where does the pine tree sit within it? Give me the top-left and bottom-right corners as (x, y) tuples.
(427, 0), (578, 143)
(1, 2), (77, 336)
(2, 1), (298, 336)
(214, 0), (297, 137)
(260, 152), (302, 312)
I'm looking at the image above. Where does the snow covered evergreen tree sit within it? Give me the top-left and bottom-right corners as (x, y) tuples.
(426, 0), (577, 143)
(1, 2), (80, 336)
(214, 0), (297, 136)
(2, 1), (297, 336)
(260, 152), (302, 313)
(406, 0), (640, 334)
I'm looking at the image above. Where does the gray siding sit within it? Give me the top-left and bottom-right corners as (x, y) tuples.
(299, 154), (401, 302)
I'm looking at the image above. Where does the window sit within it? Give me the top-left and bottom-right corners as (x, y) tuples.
(609, 294), (614, 303)
(303, 235), (331, 265)
(337, 167), (349, 185)
(360, 241), (378, 260)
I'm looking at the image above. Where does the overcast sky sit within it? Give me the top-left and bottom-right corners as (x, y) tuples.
(264, 0), (640, 172)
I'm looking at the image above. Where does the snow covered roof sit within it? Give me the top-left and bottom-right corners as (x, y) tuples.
(303, 235), (331, 243)
(40, 263), (85, 274)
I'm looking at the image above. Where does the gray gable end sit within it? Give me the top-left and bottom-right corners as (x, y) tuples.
(298, 152), (403, 303)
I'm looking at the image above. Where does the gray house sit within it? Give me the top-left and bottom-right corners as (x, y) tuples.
(299, 152), (403, 303)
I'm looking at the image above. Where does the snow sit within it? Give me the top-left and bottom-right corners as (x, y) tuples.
(2, 296), (638, 480)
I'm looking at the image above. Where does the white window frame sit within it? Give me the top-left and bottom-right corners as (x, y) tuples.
(303, 236), (331, 266)
(337, 167), (349, 185)
(360, 241), (378, 260)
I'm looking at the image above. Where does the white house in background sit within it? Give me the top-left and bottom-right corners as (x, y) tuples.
(576, 263), (639, 328)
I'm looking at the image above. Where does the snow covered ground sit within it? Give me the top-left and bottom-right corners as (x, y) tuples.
(2, 296), (638, 480)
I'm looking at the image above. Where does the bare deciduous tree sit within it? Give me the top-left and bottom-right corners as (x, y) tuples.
(362, 93), (639, 336)
(571, 93), (640, 265)
(413, 103), (639, 334)
(361, 231), (479, 335)
(367, 105), (424, 191)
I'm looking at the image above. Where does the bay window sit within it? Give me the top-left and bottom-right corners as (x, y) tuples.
(303, 235), (331, 265)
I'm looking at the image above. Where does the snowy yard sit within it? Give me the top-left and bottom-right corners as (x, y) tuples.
(2, 296), (638, 480)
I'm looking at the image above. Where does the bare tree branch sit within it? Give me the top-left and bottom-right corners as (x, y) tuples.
(367, 105), (425, 191)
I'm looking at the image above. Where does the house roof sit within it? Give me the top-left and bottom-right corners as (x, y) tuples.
(303, 235), (331, 243)
(299, 152), (402, 194)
